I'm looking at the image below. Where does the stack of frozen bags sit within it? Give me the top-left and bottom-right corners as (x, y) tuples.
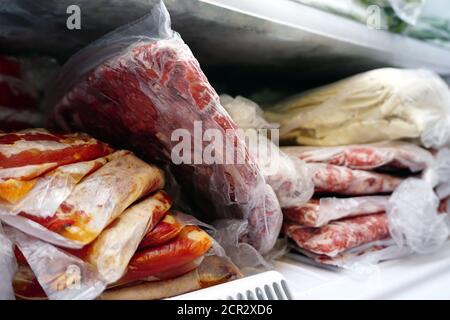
(265, 68), (450, 267)
(0, 129), (241, 300)
(281, 142), (435, 265)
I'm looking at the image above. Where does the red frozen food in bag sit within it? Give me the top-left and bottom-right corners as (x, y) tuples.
(138, 212), (183, 249)
(283, 196), (389, 227)
(283, 141), (434, 172)
(118, 225), (213, 285)
(284, 213), (390, 257)
(309, 163), (403, 195)
(67, 190), (171, 283)
(0, 129), (113, 205)
(47, 2), (281, 254)
(17, 152), (165, 246)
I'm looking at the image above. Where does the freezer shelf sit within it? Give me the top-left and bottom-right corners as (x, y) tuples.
(167, 0), (450, 80)
(274, 241), (450, 300)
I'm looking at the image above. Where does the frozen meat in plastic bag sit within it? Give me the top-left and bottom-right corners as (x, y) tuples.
(100, 255), (242, 300)
(282, 141), (434, 172)
(284, 213), (390, 257)
(20, 152), (165, 246)
(0, 129), (112, 183)
(0, 154), (110, 218)
(4, 226), (105, 300)
(266, 68), (450, 149)
(284, 196), (389, 227)
(67, 190), (172, 283)
(118, 224), (213, 285)
(308, 163), (403, 195)
(139, 212), (183, 249)
(47, 1), (282, 254)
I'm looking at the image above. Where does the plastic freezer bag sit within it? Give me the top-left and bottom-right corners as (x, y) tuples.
(284, 213), (390, 257)
(67, 190), (172, 283)
(99, 255), (242, 300)
(282, 141), (434, 172)
(47, 1), (282, 254)
(5, 226), (105, 300)
(220, 95), (314, 209)
(0, 223), (16, 300)
(138, 212), (183, 249)
(308, 163), (403, 195)
(0, 129), (113, 201)
(265, 68), (450, 149)
(117, 224), (213, 285)
(20, 152), (165, 246)
(0, 153), (109, 219)
(283, 195), (389, 228)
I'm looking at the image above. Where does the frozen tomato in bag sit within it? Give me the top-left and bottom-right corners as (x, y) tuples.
(47, 2), (281, 254)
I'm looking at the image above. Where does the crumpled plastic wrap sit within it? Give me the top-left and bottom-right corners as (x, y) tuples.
(220, 95), (314, 209)
(46, 2), (282, 254)
(387, 178), (450, 254)
(284, 196), (389, 228)
(0, 222), (16, 300)
(282, 141), (434, 172)
(5, 226), (106, 300)
(265, 69), (450, 149)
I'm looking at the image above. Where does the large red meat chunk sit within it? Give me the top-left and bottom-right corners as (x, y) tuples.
(49, 5), (281, 253)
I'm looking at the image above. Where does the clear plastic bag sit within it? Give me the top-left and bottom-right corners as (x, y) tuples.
(46, 1), (282, 254)
(282, 141), (434, 172)
(1, 151), (165, 248)
(4, 226), (106, 300)
(220, 95), (314, 209)
(308, 163), (403, 195)
(284, 212), (390, 257)
(387, 178), (450, 254)
(0, 222), (16, 300)
(68, 190), (172, 284)
(284, 195), (389, 227)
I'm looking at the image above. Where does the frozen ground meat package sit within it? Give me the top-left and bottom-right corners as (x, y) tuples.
(46, 2), (282, 254)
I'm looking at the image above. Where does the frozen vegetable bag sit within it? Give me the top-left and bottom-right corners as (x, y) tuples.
(46, 1), (282, 254)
